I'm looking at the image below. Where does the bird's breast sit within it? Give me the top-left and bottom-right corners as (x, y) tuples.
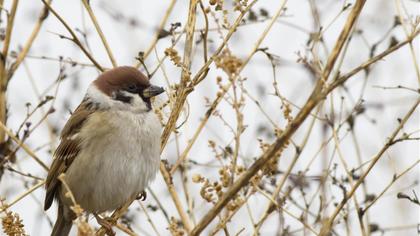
(63, 110), (161, 213)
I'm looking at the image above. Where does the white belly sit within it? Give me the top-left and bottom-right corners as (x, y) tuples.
(63, 110), (161, 213)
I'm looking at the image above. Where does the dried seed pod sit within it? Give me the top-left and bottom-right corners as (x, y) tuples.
(168, 217), (185, 236)
(192, 174), (203, 183)
(165, 48), (182, 67)
(215, 49), (243, 75)
(2, 211), (26, 236)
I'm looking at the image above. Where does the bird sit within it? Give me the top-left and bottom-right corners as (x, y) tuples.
(44, 66), (164, 236)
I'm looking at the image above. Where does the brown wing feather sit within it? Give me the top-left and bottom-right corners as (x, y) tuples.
(44, 100), (96, 210)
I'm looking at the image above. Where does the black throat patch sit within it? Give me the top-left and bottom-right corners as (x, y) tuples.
(113, 91), (132, 104)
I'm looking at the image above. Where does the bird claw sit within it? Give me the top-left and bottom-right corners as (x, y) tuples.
(136, 190), (147, 201)
(94, 214), (115, 236)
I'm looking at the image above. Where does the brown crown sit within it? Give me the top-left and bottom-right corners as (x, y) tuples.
(94, 66), (150, 96)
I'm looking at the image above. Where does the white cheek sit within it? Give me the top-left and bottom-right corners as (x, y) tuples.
(130, 95), (149, 112)
(87, 84), (113, 109)
(87, 85), (150, 113)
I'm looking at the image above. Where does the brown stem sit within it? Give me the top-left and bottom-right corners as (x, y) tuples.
(0, 0), (19, 144)
(318, 99), (419, 235)
(190, 1), (366, 234)
(81, 0), (118, 67)
(136, 0), (178, 66)
(8, 0), (51, 79)
(41, 0), (104, 71)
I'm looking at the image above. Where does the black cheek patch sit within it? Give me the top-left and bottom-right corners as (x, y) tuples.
(114, 92), (132, 104)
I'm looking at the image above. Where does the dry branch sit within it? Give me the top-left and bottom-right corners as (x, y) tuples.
(136, 0), (178, 65)
(41, 0), (104, 71)
(0, 0), (19, 144)
(318, 99), (419, 235)
(81, 0), (118, 68)
(190, 1), (367, 234)
(8, 0), (51, 79)
(1, 1), (418, 235)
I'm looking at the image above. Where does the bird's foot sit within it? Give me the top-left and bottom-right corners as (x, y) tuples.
(94, 214), (115, 236)
(136, 190), (147, 201)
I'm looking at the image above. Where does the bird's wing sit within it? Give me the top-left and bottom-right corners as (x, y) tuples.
(44, 100), (97, 210)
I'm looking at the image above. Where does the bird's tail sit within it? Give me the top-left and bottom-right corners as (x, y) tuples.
(51, 203), (73, 236)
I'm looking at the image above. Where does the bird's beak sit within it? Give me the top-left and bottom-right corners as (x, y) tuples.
(142, 85), (165, 98)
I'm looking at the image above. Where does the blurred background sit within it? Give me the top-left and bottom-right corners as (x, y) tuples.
(0, 0), (419, 235)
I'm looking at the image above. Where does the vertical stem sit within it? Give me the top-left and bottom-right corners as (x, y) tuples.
(81, 0), (118, 68)
(138, 0), (177, 64)
(190, 0), (366, 234)
(159, 0), (199, 232)
(0, 0), (19, 144)
(180, 0), (198, 85)
(321, 0), (366, 81)
(318, 100), (419, 235)
(0, 67), (7, 144)
(9, 0), (51, 78)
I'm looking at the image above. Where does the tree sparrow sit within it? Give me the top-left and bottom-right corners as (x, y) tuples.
(44, 66), (164, 236)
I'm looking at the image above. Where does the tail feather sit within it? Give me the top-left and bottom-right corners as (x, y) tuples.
(51, 203), (73, 236)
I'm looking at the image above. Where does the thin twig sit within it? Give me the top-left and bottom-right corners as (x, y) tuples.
(41, 0), (104, 71)
(138, 201), (161, 236)
(170, 0), (281, 174)
(0, 121), (49, 170)
(329, 28), (420, 92)
(81, 0), (118, 67)
(190, 1), (365, 234)
(0, 180), (45, 213)
(136, 0), (177, 65)
(362, 159), (420, 214)
(160, 0), (258, 149)
(8, 0), (51, 78)
(318, 99), (419, 235)
(0, 0), (19, 144)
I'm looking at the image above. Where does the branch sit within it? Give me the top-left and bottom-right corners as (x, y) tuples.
(190, 1), (366, 234)
(0, 121), (49, 171)
(362, 159), (420, 214)
(135, 0), (178, 66)
(8, 0), (51, 79)
(1, 0), (19, 60)
(0, 180), (45, 213)
(0, 0), (19, 144)
(157, 0), (201, 232)
(318, 99), (419, 235)
(41, 0), (104, 71)
(329, 28), (420, 93)
(160, 0), (258, 150)
(81, 0), (118, 67)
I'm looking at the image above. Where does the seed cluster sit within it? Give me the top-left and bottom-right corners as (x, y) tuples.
(257, 131), (289, 176)
(1, 198), (26, 236)
(165, 48), (182, 67)
(282, 102), (293, 122)
(215, 49), (243, 75)
(168, 217), (185, 236)
(233, 0), (249, 12)
(209, 0), (224, 11)
(2, 212), (26, 236)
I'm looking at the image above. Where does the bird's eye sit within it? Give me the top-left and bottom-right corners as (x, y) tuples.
(126, 84), (138, 93)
